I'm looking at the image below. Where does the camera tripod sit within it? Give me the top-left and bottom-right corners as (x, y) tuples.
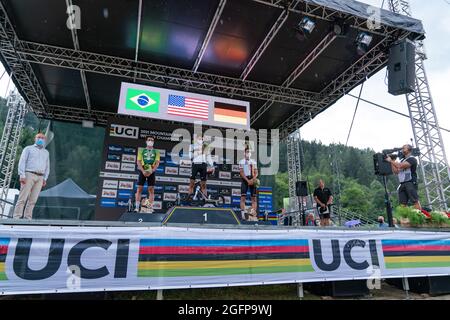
(381, 175), (394, 227)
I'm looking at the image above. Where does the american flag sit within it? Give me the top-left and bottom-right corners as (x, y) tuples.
(167, 94), (209, 120)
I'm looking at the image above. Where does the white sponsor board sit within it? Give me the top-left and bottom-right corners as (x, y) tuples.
(165, 167), (178, 175)
(163, 193), (177, 201)
(99, 172), (139, 180)
(179, 159), (192, 167)
(219, 171), (231, 180)
(152, 201), (162, 210)
(178, 167), (191, 176)
(232, 188), (241, 196)
(101, 189), (117, 198)
(156, 176), (190, 184)
(224, 196), (231, 204)
(105, 161), (120, 171)
(103, 180), (118, 189)
(122, 154), (136, 163)
(178, 185), (190, 194)
(119, 181), (134, 190)
(121, 163), (136, 172)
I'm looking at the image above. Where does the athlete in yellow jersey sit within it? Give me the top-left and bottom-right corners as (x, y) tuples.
(135, 136), (160, 212)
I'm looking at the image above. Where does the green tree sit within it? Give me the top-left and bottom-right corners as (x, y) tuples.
(340, 179), (371, 214)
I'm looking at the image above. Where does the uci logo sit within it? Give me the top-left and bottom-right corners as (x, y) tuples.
(12, 238), (130, 280)
(312, 239), (379, 271)
(110, 124), (139, 139)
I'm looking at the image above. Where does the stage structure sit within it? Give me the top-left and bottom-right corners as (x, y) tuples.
(387, 0), (450, 211)
(0, 0), (430, 215)
(0, 92), (27, 216)
(3, 0), (450, 296)
(287, 130), (303, 218)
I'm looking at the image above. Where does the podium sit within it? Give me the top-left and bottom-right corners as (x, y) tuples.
(119, 212), (166, 223)
(163, 206), (240, 225)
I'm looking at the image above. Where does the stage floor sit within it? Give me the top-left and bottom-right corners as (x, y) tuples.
(1, 218), (449, 232)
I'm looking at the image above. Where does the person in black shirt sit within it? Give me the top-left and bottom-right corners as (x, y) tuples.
(313, 179), (333, 227)
(385, 144), (421, 210)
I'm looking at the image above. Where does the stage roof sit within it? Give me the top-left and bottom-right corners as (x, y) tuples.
(0, 0), (425, 138)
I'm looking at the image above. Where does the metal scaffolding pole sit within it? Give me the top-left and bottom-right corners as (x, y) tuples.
(388, 0), (449, 211)
(0, 91), (27, 216)
(286, 130), (302, 224)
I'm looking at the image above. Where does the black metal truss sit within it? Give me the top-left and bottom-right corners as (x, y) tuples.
(252, 0), (420, 39)
(278, 36), (394, 139)
(0, 1), (47, 117)
(251, 31), (337, 125)
(0, 0), (419, 128)
(7, 40), (320, 107)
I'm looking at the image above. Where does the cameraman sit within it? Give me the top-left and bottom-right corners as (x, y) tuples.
(385, 144), (421, 210)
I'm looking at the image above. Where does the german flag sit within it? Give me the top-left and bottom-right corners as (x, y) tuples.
(214, 102), (248, 126)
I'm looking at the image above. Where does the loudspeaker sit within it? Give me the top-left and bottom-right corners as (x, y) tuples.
(305, 280), (369, 297)
(388, 38), (416, 96)
(163, 206), (240, 225)
(296, 181), (308, 197)
(373, 153), (392, 176)
(119, 212), (166, 223)
(388, 276), (450, 295)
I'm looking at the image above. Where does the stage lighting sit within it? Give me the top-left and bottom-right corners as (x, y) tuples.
(356, 32), (373, 55)
(298, 17), (315, 34)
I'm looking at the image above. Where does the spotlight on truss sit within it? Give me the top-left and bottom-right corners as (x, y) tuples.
(356, 32), (373, 55)
(298, 17), (315, 34)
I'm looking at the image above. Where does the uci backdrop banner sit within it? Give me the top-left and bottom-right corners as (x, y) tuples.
(1, 226), (450, 295)
(96, 118), (239, 220)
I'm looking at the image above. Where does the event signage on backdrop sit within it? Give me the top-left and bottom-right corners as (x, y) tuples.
(95, 118), (271, 220)
(117, 82), (250, 130)
(0, 226), (449, 295)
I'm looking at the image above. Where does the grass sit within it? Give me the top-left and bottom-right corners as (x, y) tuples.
(111, 284), (314, 300)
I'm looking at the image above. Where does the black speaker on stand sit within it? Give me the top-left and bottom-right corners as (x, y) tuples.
(296, 181), (308, 226)
(388, 38), (415, 96)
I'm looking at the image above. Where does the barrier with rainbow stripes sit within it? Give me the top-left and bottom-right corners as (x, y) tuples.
(0, 225), (449, 295)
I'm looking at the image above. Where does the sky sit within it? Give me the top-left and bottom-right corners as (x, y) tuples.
(0, 0), (449, 157)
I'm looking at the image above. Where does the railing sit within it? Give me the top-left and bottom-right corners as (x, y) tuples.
(333, 207), (378, 226)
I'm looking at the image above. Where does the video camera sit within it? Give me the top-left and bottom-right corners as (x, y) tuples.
(381, 147), (420, 161)
(373, 146), (420, 176)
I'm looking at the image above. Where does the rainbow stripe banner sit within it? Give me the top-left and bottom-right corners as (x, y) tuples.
(0, 238), (10, 281)
(137, 239), (313, 277)
(382, 239), (450, 269)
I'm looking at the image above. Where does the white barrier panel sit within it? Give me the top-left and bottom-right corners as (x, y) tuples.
(1, 225), (450, 295)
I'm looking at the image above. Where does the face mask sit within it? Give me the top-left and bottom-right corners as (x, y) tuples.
(146, 141), (154, 147)
(245, 152), (251, 158)
(197, 139), (203, 144)
(35, 138), (45, 147)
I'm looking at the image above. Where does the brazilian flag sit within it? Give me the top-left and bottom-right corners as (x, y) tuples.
(125, 88), (160, 113)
